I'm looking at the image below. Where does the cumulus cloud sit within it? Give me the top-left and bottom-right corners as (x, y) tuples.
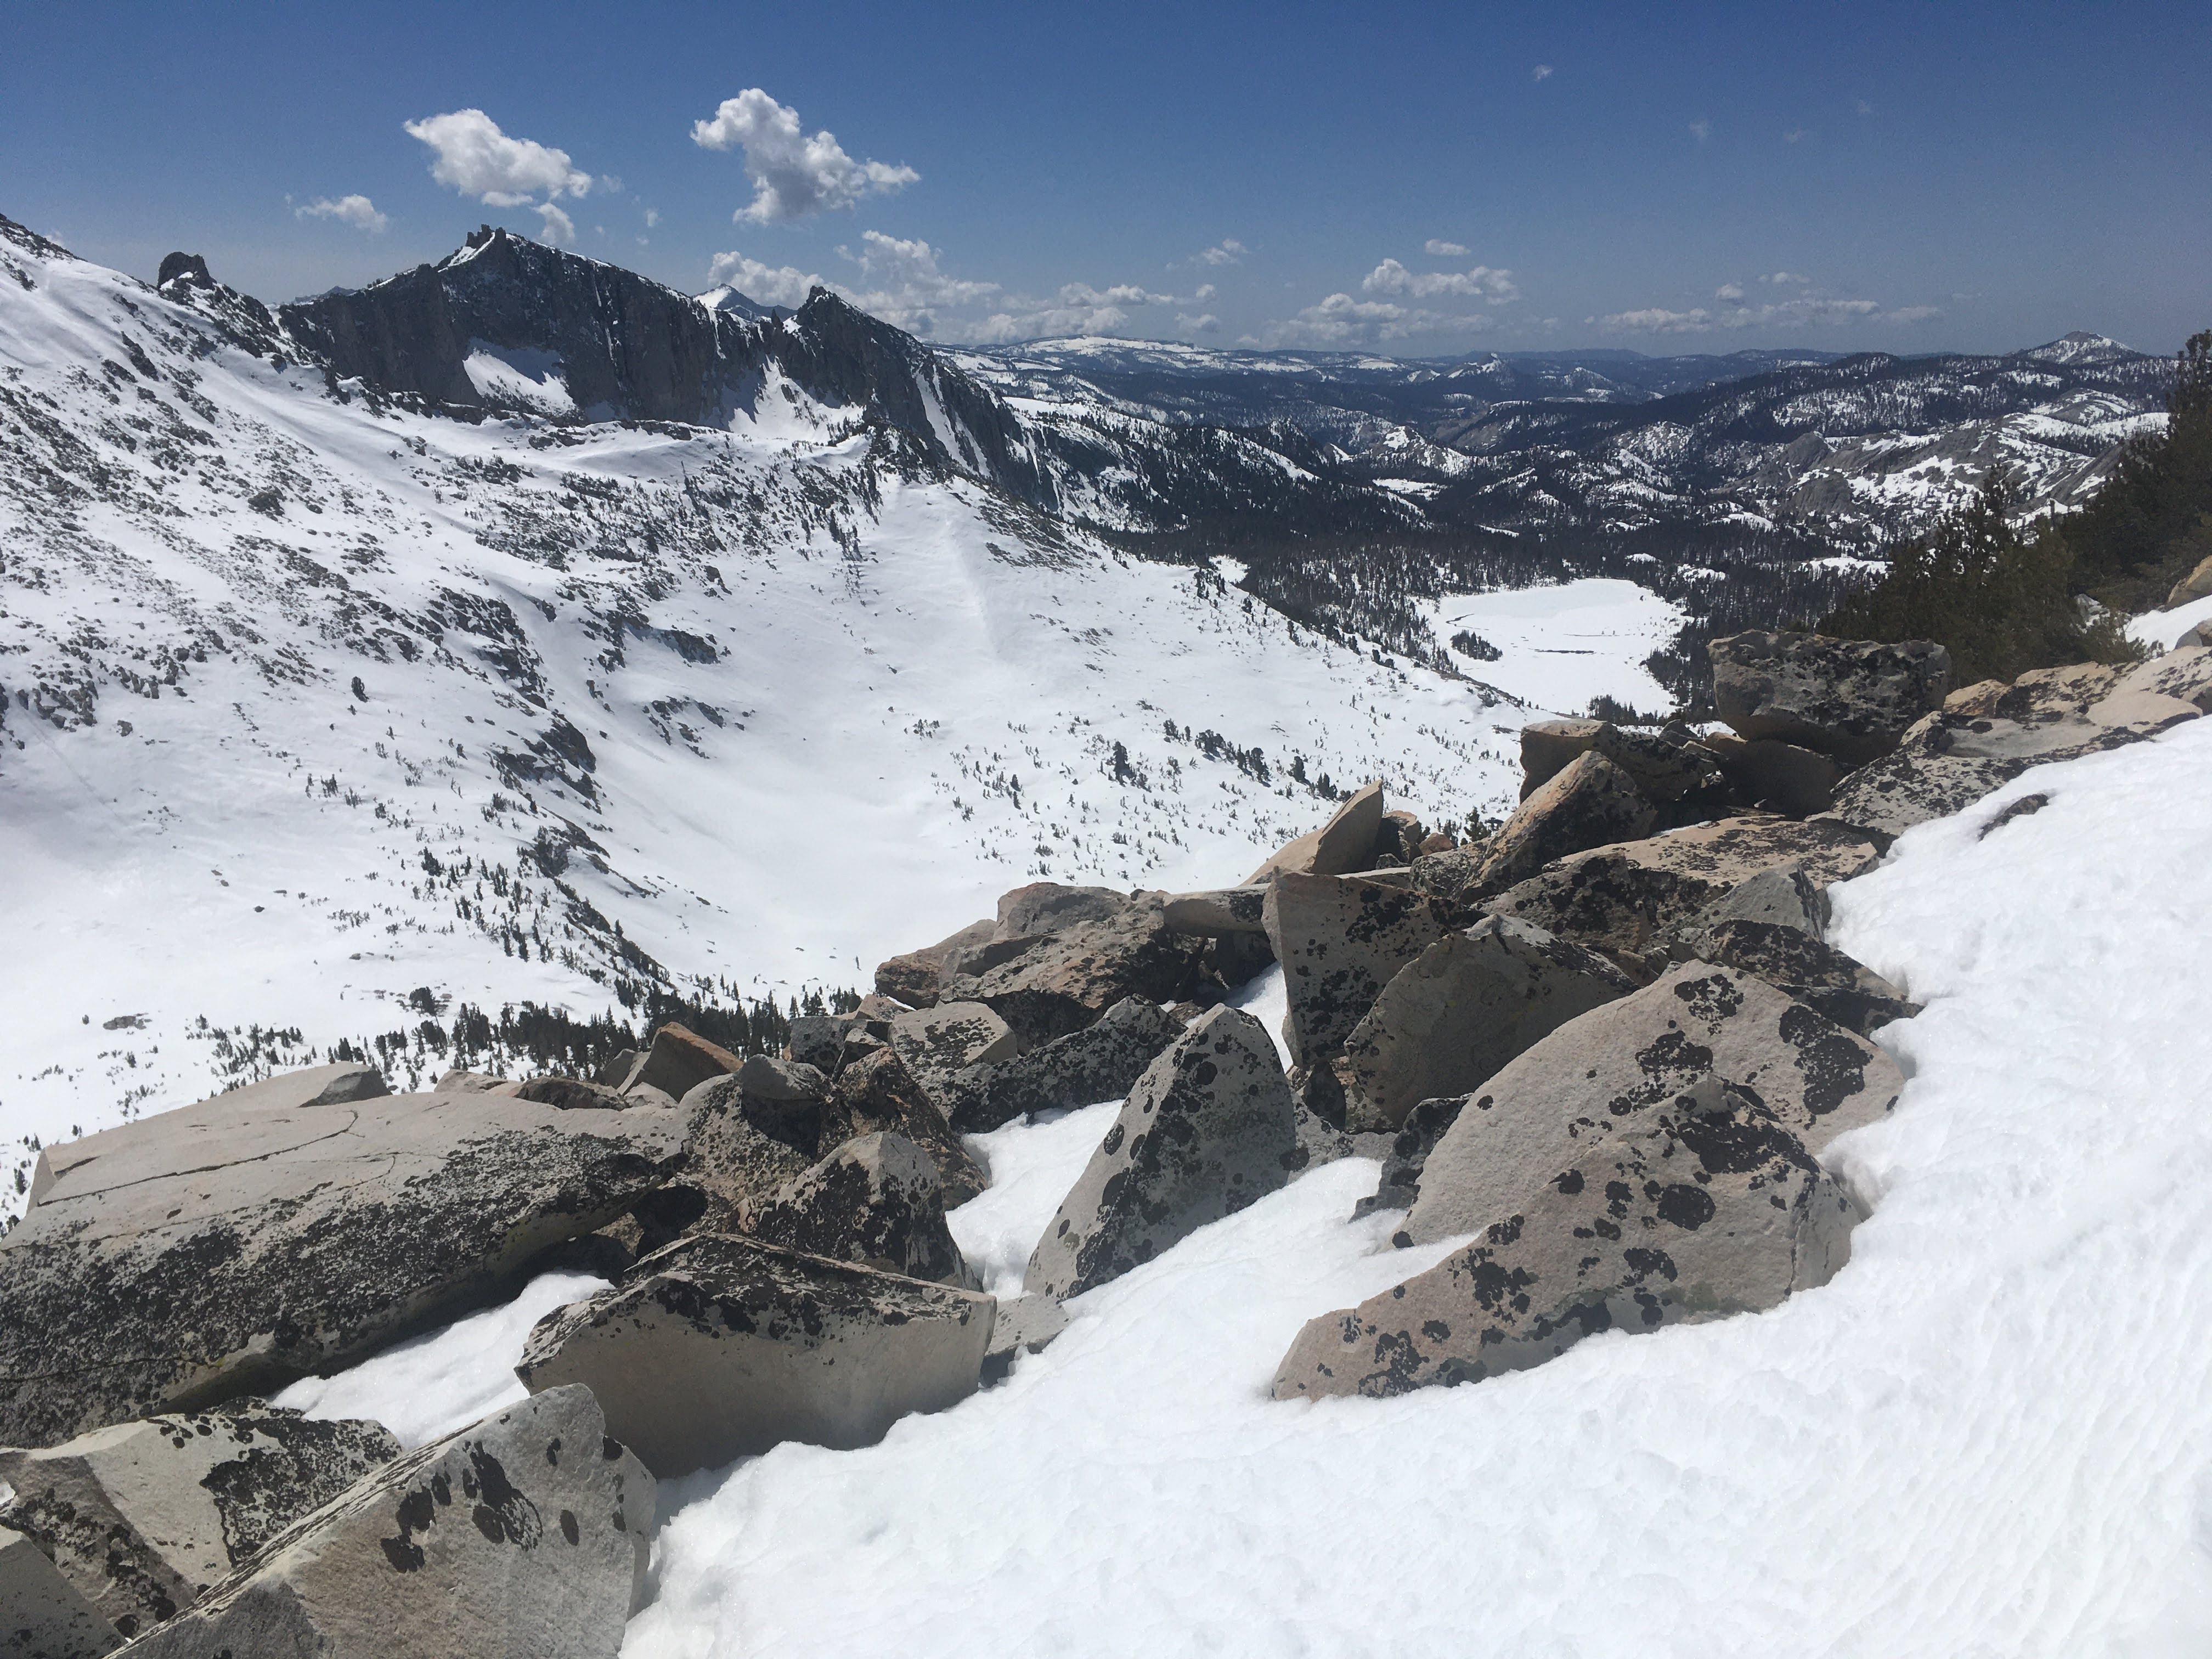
(404, 109), (591, 206)
(1689, 118), (1711, 142)
(691, 89), (917, 224)
(295, 194), (387, 233)
(1195, 239), (1247, 266)
(1242, 291), (1489, 350)
(1194, 283), (1217, 302)
(1716, 282), (1745, 301)
(1178, 312), (1220, 333)
(706, 250), (825, 308)
(1424, 238), (1470, 257)
(1532, 64), (1554, 81)
(535, 203), (577, 245)
(644, 208), (659, 229)
(1763, 270), (1812, 285)
(1362, 257), (1519, 304)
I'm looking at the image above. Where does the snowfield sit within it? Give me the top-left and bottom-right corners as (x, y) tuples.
(268, 717), (2212, 1657)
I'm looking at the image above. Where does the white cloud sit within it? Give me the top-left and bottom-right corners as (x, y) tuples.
(691, 89), (917, 224)
(705, 249), (825, 308)
(1193, 283), (1217, 302)
(1195, 239), (1247, 267)
(1177, 312), (1220, 334)
(644, 208), (659, 229)
(1532, 64), (1554, 81)
(535, 202), (577, 245)
(403, 109), (591, 206)
(1242, 291), (1491, 350)
(1763, 270), (1812, 286)
(1601, 306), (1713, 335)
(1362, 257), (1518, 304)
(1716, 282), (1745, 301)
(1598, 292), (1932, 334)
(1424, 238), (1470, 257)
(1689, 119), (1711, 142)
(1784, 128), (1809, 144)
(295, 194), (387, 233)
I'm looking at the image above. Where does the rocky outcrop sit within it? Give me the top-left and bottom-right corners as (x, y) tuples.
(1339, 917), (1635, 1133)
(951, 905), (1205, 1047)
(1709, 631), (1951, 764)
(889, 1001), (1024, 1101)
(513, 1075), (633, 1112)
(1, 1525), (121, 1658)
(1263, 873), (1458, 1079)
(623, 1023), (741, 1103)
(742, 1132), (974, 1286)
(1402, 961), (1901, 1248)
(121, 1386), (652, 1659)
(1274, 1079), (1861, 1399)
(1246, 782), (1386, 883)
(673, 1074), (823, 1234)
(1486, 814), (1880, 974)
(1024, 1007), (1296, 1300)
(1350, 1094), (1468, 1218)
(516, 1237), (994, 1477)
(994, 882), (1128, 938)
(1517, 719), (1718, 803)
(1696, 732), (1845, 816)
(874, 918), (996, 1009)
(1824, 709), (2148, 842)
(931, 996), (1184, 1132)
(0, 1082), (686, 1448)
(1475, 751), (1655, 891)
(1695, 862), (1831, 938)
(1159, 885), (1270, 937)
(1693, 919), (1921, 1035)
(980, 1297), (1070, 1383)
(0, 1406), (398, 1640)
(828, 1049), (986, 1207)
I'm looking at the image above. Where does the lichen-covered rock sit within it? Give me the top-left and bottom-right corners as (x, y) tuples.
(1518, 719), (1716, 803)
(1709, 630), (1951, 764)
(1263, 872), (1458, 1073)
(1275, 1081), (1860, 1399)
(2109, 644), (2212, 712)
(1824, 709), (2145, 842)
(873, 918), (995, 1009)
(994, 882), (1129, 938)
(1475, 751), (1656, 891)
(743, 1132), (974, 1286)
(513, 1075), (633, 1112)
(1246, 781), (1387, 883)
(0, 1525), (120, 1658)
(955, 905), (1205, 1047)
(120, 1386), (652, 1659)
(827, 1048), (986, 1207)
(889, 1000), (1023, 1102)
(1350, 1094), (1469, 1219)
(1404, 961), (1901, 1246)
(670, 1075), (823, 1235)
(980, 1297), (1070, 1383)
(1694, 862), (1830, 940)
(624, 1023), (741, 1103)
(1696, 732), (1844, 816)
(1486, 814), (1879, 974)
(1024, 1006), (1297, 1300)
(1692, 919), (1921, 1035)
(1159, 885), (1270, 937)
(516, 1237), (994, 1477)
(1340, 917), (1635, 1132)
(932, 996), (1184, 1132)
(0, 1406), (398, 1640)
(0, 1092), (686, 1448)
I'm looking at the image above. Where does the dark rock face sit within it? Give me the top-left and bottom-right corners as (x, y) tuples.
(673, 1075), (824, 1235)
(516, 1237), (994, 1478)
(933, 996), (1184, 1133)
(0, 1086), (686, 1448)
(830, 1050), (986, 1208)
(155, 252), (213, 290)
(1276, 1080), (1860, 1400)
(743, 1132), (974, 1286)
(1709, 631), (1951, 765)
(512, 1075), (632, 1112)
(1697, 733), (1845, 816)
(1475, 751), (1656, 892)
(1518, 719), (1717, 803)
(955, 907), (1205, 1048)
(1339, 916), (1636, 1132)
(0, 1405), (399, 1639)
(1024, 1006), (1297, 1300)
(1, 1524), (120, 1658)
(874, 919), (996, 1009)
(1403, 961), (1901, 1248)
(994, 882), (1128, 939)
(278, 232), (1056, 503)
(1694, 919), (1921, 1035)
(120, 1387), (652, 1659)
(1486, 814), (1880, 974)
(1351, 1094), (1469, 1219)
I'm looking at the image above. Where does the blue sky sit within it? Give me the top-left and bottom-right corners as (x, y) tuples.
(5, 1), (2207, 356)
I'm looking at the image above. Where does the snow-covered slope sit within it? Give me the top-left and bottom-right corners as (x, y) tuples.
(0, 219), (1678, 1209)
(264, 711), (2212, 1658)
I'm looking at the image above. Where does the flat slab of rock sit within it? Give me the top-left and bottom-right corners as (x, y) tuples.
(955, 907), (1204, 1047)
(1403, 961), (1901, 1246)
(1710, 630), (1951, 764)
(0, 1405), (397, 1640)
(1246, 781), (1386, 883)
(1519, 719), (1716, 803)
(1695, 918), (1921, 1035)
(516, 1237), (994, 1477)
(933, 996), (1183, 1132)
(1825, 710), (2145, 842)
(514, 1075), (633, 1112)
(625, 1023), (741, 1103)
(1159, 885), (1269, 937)
(2109, 644), (2212, 712)
(1, 1525), (120, 1658)
(889, 1001), (1023, 1097)
(1696, 862), (1830, 939)
(1276, 1082), (1860, 1399)
(121, 1386), (652, 1659)
(1340, 917), (1635, 1133)
(1476, 751), (1655, 891)
(743, 1132), (974, 1286)
(0, 1086), (685, 1447)
(1263, 872), (1458, 1071)
(829, 1050), (985, 1207)
(1486, 814), (1880, 972)
(1025, 1006), (1296, 1300)
(994, 882), (1128, 938)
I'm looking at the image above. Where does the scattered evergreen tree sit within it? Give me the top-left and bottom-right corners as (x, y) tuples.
(2062, 329), (2212, 608)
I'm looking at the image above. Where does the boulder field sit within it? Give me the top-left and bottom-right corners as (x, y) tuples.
(0, 628), (2195, 1656)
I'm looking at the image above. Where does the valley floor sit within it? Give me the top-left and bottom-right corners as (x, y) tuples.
(271, 715), (2212, 1657)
